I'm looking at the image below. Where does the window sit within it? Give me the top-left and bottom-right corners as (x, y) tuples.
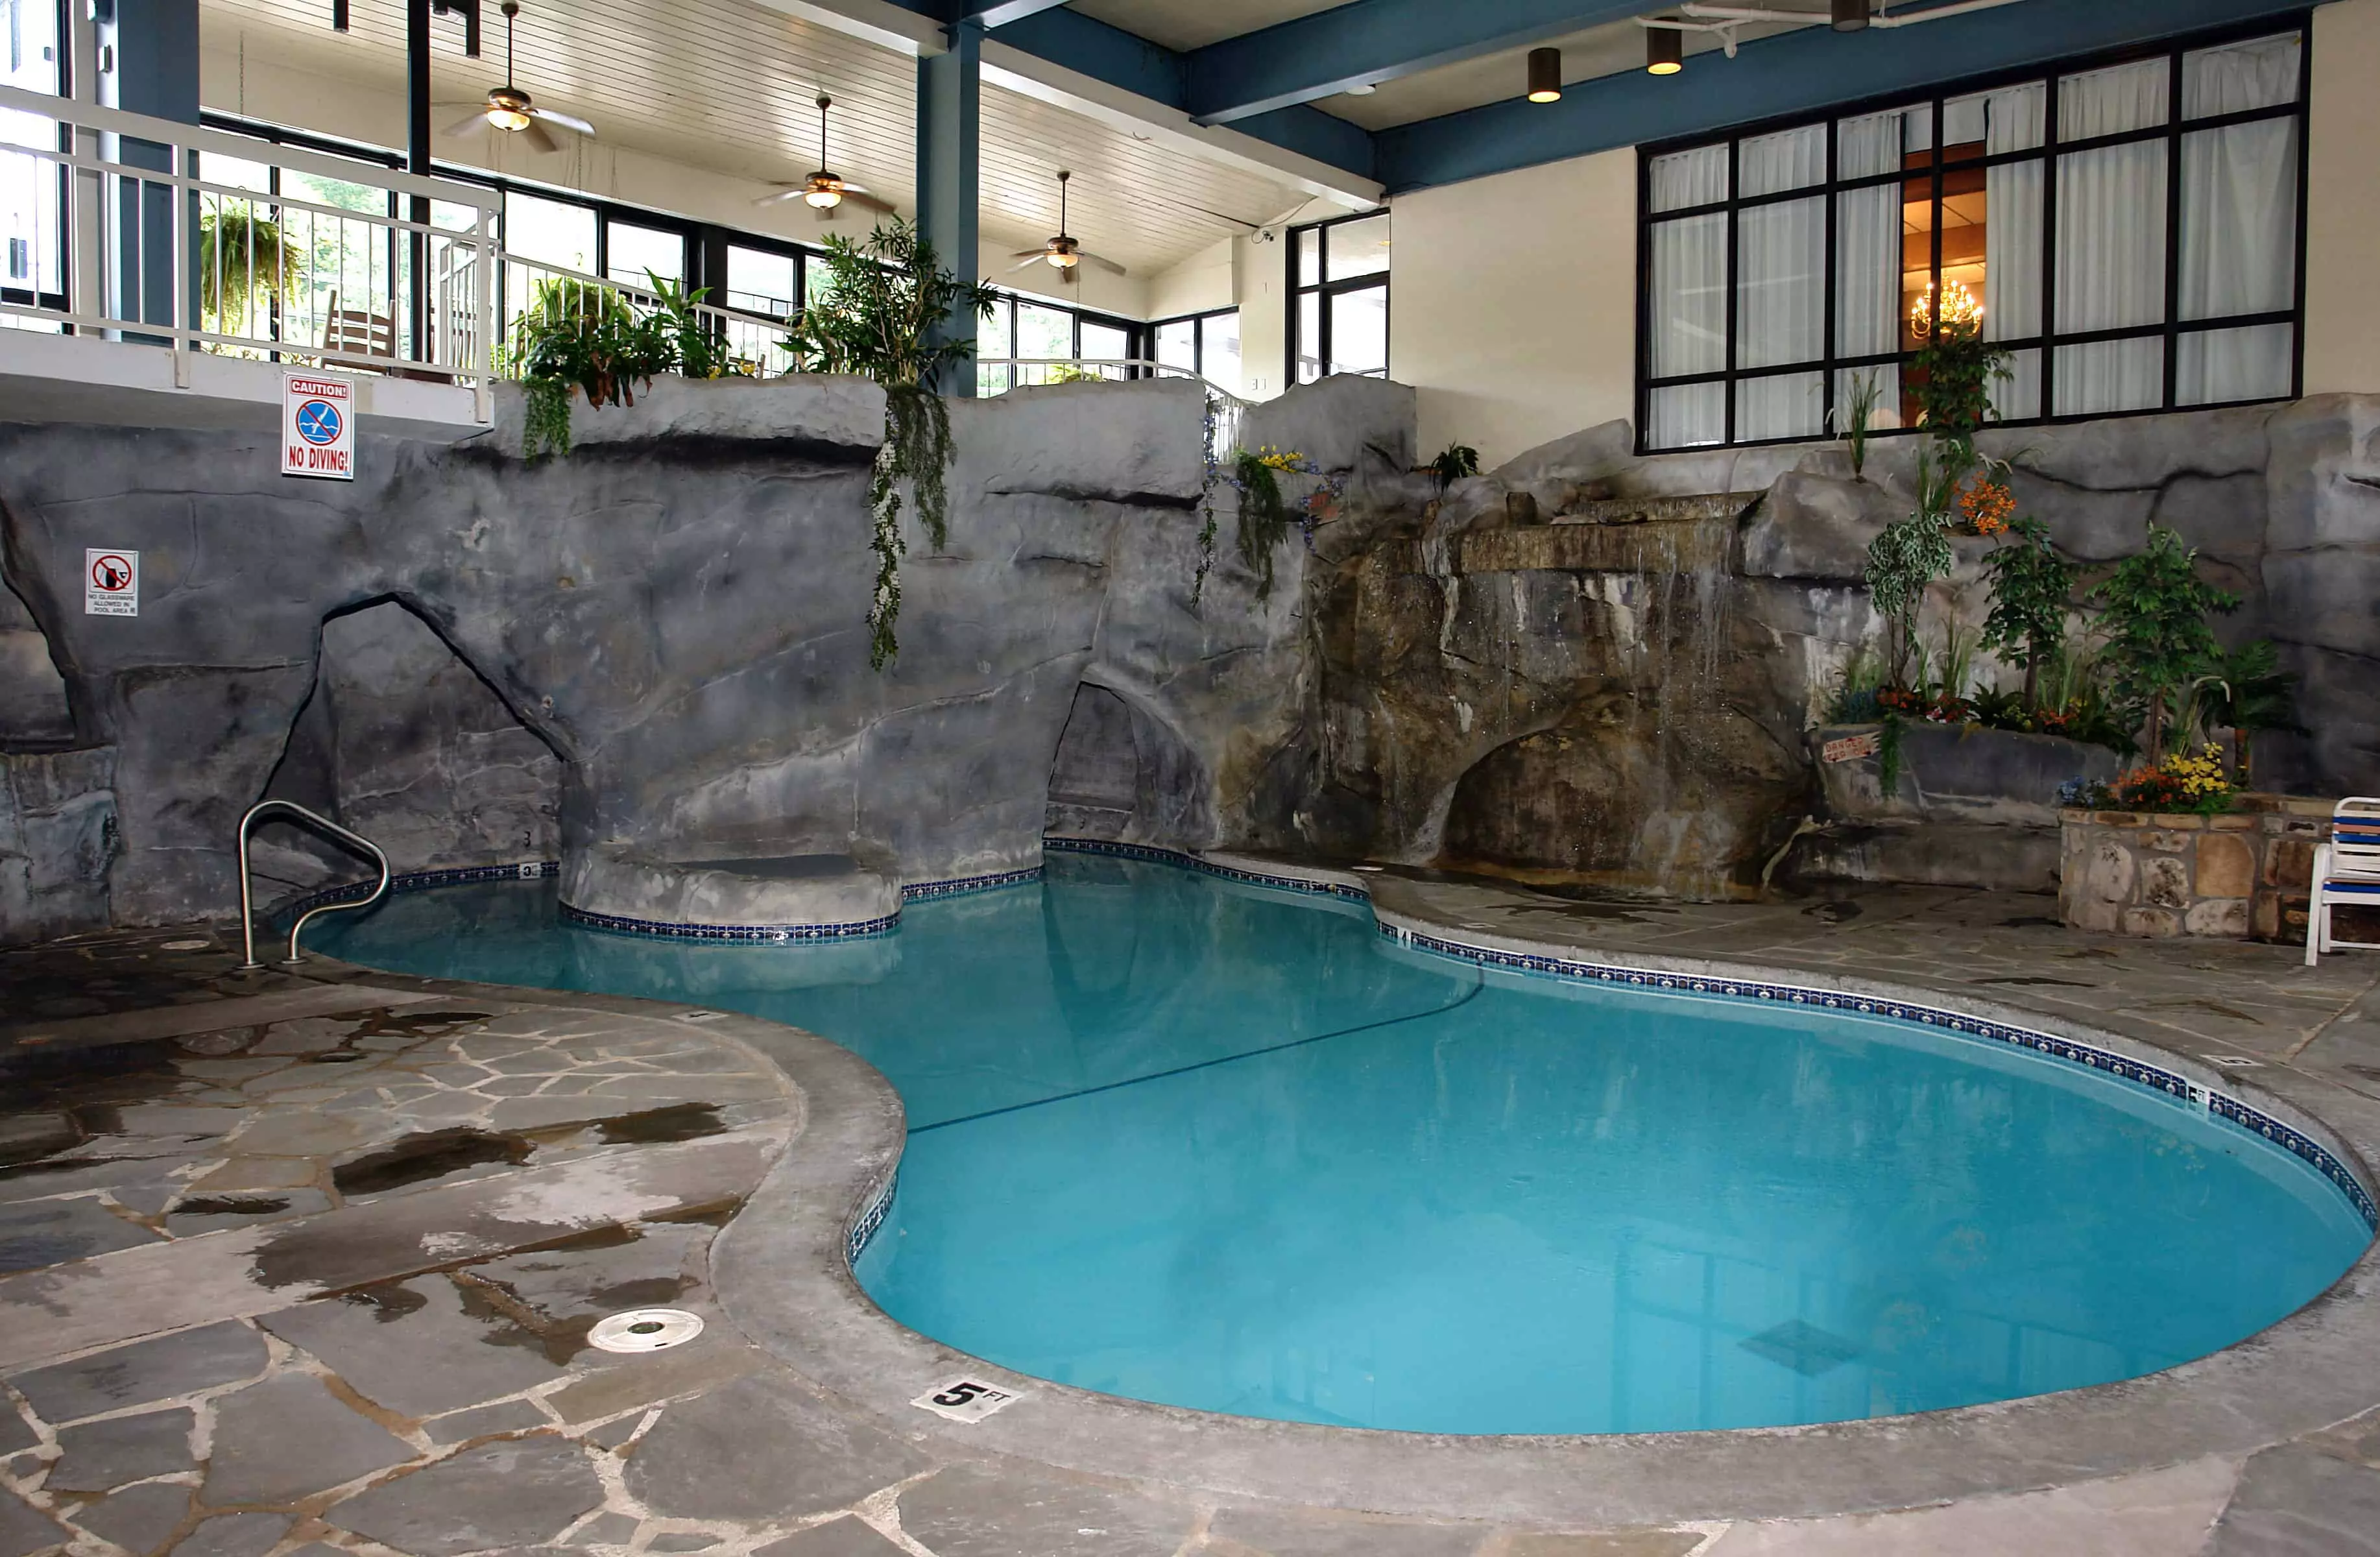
(1637, 25), (2307, 451)
(1290, 211), (1389, 384)
(1151, 307), (1242, 396)
(975, 289), (1145, 391)
(0, 0), (62, 321)
(603, 219), (684, 287)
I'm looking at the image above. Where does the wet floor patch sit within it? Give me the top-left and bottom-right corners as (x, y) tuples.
(331, 1129), (535, 1197)
(595, 1104), (725, 1147)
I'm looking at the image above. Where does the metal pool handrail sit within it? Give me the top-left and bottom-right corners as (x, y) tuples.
(235, 801), (391, 970)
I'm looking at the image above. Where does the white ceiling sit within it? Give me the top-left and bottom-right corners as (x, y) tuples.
(197, 0), (1311, 280)
(1063, 0), (1345, 53)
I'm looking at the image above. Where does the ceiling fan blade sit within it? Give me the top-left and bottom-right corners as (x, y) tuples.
(1007, 257), (1047, 273)
(752, 187), (802, 206)
(1011, 250), (1049, 260)
(531, 106), (594, 137)
(1078, 250), (1129, 277)
(519, 118), (561, 155)
(442, 111), (490, 138)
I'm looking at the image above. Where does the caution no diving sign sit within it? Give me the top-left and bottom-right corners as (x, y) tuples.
(283, 372), (355, 481)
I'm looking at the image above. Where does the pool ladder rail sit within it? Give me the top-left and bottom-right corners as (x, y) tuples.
(235, 799), (392, 971)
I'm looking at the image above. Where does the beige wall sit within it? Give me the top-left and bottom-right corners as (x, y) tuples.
(1235, 232), (1292, 399)
(1387, 149), (1637, 470)
(2301, 0), (2380, 396)
(1147, 236), (1234, 320)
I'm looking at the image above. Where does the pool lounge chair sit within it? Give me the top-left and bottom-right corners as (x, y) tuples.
(2305, 797), (2380, 965)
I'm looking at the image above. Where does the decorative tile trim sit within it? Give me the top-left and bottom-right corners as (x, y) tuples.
(848, 1166), (899, 1264)
(901, 865), (1045, 903)
(559, 901), (905, 945)
(278, 860), (559, 921)
(1042, 836), (2380, 1234)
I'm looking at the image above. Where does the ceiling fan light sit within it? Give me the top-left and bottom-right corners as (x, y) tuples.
(487, 104), (532, 131)
(1646, 29), (1683, 76)
(1526, 47), (1562, 103)
(804, 180), (843, 208)
(1048, 250), (1079, 269)
(1832, 0), (1869, 30)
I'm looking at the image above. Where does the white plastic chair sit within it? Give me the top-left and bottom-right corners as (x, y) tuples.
(2305, 797), (2380, 965)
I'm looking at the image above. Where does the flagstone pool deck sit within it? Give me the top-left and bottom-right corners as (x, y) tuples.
(0, 866), (2377, 1557)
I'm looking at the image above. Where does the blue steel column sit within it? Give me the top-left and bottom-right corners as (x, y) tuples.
(915, 18), (981, 396)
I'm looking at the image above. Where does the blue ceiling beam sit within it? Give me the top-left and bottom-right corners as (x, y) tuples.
(1185, 1), (1650, 126)
(1377, 0), (2327, 193)
(992, 6), (1379, 180)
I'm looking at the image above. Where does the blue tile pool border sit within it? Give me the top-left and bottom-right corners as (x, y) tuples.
(282, 859), (1047, 945)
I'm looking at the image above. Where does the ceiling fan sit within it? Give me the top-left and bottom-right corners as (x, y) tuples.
(758, 95), (895, 219)
(1010, 171), (1126, 285)
(439, 1), (592, 154)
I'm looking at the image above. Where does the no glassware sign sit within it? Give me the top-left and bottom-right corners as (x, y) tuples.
(283, 372), (355, 480)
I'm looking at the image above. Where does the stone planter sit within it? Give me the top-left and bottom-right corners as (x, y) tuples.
(2058, 795), (2335, 941)
(1791, 724), (2121, 893)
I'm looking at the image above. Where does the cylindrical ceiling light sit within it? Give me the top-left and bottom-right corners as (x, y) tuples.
(1833, 0), (1869, 29)
(1527, 47), (1563, 102)
(1646, 29), (1683, 75)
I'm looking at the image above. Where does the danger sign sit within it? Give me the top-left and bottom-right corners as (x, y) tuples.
(283, 372), (355, 480)
(1822, 730), (1882, 764)
(85, 549), (138, 617)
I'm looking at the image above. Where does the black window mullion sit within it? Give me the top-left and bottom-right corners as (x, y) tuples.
(1822, 115), (1838, 437)
(2042, 71), (2062, 418)
(2289, 30), (2313, 399)
(1636, 148), (1653, 452)
(1724, 136), (1739, 446)
(2162, 49), (2185, 411)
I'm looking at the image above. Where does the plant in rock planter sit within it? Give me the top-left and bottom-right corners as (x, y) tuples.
(778, 219), (1000, 669)
(1428, 442), (1480, 491)
(2091, 525), (2239, 764)
(1829, 370), (1884, 481)
(1980, 517), (2076, 711)
(2193, 637), (2304, 785)
(511, 271), (739, 459)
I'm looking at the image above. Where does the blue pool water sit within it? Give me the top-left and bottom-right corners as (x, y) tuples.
(317, 854), (2374, 1436)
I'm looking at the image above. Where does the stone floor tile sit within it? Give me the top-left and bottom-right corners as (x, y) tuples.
(0, 1410), (33, 1459)
(71, 1479), (194, 1553)
(424, 1397), (552, 1445)
(47, 1405), (195, 1492)
(752, 1518), (909, 1557)
(165, 1511), (294, 1557)
(1208, 1505), (1484, 1556)
(2204, 1442), (2380, 1556)
(563, 1510), (640, 1547)
(199, 1372), (416, 1506)
(162, 1188), (332, 1236)
(0, 1196), (162, 1272)
(259, 1276), (569, 1419)
(625, 1374), (933, 1522)
(187, 1157), (321, 1194)
(463, 1223), (709, 1324)
(539, 1338), (763, 1427)
(8, 1322), (268, 1423)
(647, 1534), (724, 1552)
(897, 1462), (1198, 1557)
(215, 1112), (372, 1158)
(0, 1486), (69, 1556)
(324, 1434), (607, 1557)
(1701, 1456), (2237, 1556)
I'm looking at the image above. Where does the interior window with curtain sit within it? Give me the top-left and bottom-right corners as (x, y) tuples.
(1637, 26), (2305, 453)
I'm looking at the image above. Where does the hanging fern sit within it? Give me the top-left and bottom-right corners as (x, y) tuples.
(866, 387), (957, 668)
(1232, 449), (1295, 599)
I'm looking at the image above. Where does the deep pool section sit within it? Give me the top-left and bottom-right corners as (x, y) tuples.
(319, 855), (2374, 1436)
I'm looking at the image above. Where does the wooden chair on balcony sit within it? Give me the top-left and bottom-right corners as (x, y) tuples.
(2305, 797), (2380, 965)
(320, 292), (396, 365)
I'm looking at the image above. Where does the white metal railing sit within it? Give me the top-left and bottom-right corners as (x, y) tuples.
(976, 357), (1249, 460)
(440, 248), (797, 385)
(0, 82), (501, 419)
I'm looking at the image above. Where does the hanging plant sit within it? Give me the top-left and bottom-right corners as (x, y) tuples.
(1192, 393), (1223, 609)
(780, 219), (998, 669)
(1230, 448), (1305, 599)
(198, 208), (291, 333)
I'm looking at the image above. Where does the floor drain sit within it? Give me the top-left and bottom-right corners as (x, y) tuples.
(677, 1010), (727, 1022)
(589, 1309), (705, 1353)
(161, 939), (211, 951)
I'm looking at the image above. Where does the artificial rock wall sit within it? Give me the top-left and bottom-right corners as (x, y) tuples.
(5, 370), (2378, 942)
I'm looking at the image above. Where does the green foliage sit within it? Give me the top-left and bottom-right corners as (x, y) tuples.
(198, 210), (289, 332)
(1979, 517), (2076, 708)
(1906, 308), (2009, 467)
(1829, 369), (1883, 480)
(1231, 449), (1295, 599)
(1192, 395), (1223, 609)
(2194, 638), (2304, 784)
(1864, 501), (1955, 687)
(1428, 442), (1481, 490)
(1824, 645), (1886, 724)
(777, 219), (999, 669)
(2091, 525), (2239, 762)
(509, 272), (738, 459)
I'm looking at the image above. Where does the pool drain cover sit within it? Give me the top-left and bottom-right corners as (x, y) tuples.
(589, 1308), (705, 1353)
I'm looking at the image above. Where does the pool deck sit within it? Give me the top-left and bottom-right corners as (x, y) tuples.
(0, 869), (2377, 1556)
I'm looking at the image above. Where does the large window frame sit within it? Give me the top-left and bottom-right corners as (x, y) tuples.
(974, 287), (1146, 393)
(1289, 208), (1390, 385)
(1151, 305), (1243, 394)
(2, 0), (72, 320)
(1633, 15), (2313, 454)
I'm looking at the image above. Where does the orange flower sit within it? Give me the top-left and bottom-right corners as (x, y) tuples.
(1958, 476), (2015, 537)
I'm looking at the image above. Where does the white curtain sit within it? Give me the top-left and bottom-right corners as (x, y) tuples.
(1740, 124), (1823, 197)
(1647, 144), (1730, 448)
(2054, 62), (2169, 415)
(1832, 112), (1904, 427)
(2175, 39), (2300, 404)
(1734, 128), (1825, 441)
(1984, 82), (2047, 416)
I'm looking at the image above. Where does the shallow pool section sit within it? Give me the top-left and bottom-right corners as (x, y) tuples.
(319, 854), (2374, 1435)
